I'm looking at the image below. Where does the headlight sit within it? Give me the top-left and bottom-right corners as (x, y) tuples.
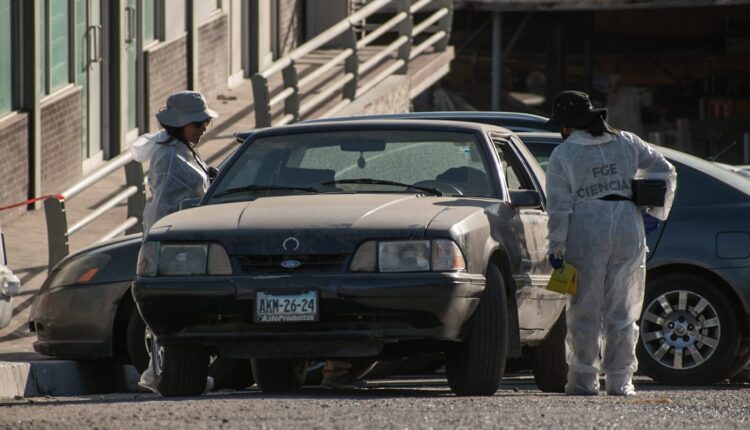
(350, 239), (466, 272)
(137, 241), (233, 276)
(379, 240), (431, 272)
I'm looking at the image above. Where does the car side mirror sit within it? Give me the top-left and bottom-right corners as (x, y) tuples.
(179, 198), (201, 211)
(509, 190), (542, 209)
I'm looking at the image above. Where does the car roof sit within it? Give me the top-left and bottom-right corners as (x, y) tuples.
(517, 131), (750, 194)
(302, 111), (555, 132)
(246, 118), (516, 139)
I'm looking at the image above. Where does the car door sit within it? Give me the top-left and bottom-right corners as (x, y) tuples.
(491, 134), (564, 341)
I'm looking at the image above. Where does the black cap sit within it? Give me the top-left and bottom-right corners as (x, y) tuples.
(546, 90), (608, 130)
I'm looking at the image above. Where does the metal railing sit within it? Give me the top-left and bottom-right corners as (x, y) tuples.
(252, 0), (453, 128)
(44, 151), (146, 270)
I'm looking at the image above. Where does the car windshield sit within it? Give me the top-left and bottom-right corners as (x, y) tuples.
(208, 129), (495, 203)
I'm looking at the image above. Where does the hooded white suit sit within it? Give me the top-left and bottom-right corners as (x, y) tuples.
(546, 129), (677, 395)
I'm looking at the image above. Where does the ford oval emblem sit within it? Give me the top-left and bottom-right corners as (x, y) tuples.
(281, 259), (301, 269)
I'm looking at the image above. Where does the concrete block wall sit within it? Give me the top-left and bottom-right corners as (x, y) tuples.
(278, 0), (304, 56)
(198, 13), (229, 100)
(0, 113), (30, 224)
(39, 88), (83, 196)
(145, 36), (189, 132)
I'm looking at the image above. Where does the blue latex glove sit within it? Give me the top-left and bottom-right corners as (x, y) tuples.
(643, 213), (661, 235)
(549, 254), (564, 270)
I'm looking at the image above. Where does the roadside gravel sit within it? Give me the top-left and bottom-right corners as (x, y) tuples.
(0, 377), (748, 429)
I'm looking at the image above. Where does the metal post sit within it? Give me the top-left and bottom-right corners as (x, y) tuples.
(251, 74), (272, 128)
(491, 11), (502, 111)
(124, 161), (146, 234)
(435, 0), (453, 52)
(744, 132), (750, 164)
(395, 0), (412, 74)
(20, 0), (42, 209)
(342, 24), (359, 99)
(187, 0), (199, 90)
(281, 62), (300, 122)
(44, 198), (69, 270)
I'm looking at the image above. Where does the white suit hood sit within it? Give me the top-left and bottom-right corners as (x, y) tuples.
(129, 130), (172, 162)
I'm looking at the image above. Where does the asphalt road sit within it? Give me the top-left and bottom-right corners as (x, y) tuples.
(1, 375), (748, 430)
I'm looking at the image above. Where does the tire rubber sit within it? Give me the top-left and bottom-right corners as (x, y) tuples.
(252, 358), (307, 393)
(532, 312), (568, 393)
(125, 310), (149, 374)
(209, 356), (255, 390)
(154, 343), (210, 397)
(445, 264), (508, 396)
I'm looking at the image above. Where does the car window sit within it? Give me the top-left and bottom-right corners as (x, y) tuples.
(209, 129), (496, 201)
(492, 137), (536, 192)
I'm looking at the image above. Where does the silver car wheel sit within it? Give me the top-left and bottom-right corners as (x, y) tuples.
(640, 289), (721, 370)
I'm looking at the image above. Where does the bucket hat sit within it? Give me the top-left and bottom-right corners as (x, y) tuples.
(546, 91), (608, 129)
(155, 91), (218, 127)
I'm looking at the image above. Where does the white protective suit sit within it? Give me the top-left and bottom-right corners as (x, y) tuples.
(130, 131), (209, 234)
(546, 129), (676, 395)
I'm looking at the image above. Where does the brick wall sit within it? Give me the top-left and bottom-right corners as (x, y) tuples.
(0, 113), (30, 224)
(39, 87), (83, 196)
(278, 0), (303, 56)
(198, 14), (228, 100)
(145, 36), (189, 132)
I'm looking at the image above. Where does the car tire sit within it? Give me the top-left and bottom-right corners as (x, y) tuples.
(125, 310), (149, 374)
(532, 312), (568, 393)
(153, 343), (210, 397)
(209, 356), (255, 390)
(637, 273), (743, 385)
(445, 264), (508, 396)
(252, 358), (307, 393)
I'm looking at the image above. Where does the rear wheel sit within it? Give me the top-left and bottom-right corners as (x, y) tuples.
(209, 356), (255, 390)
(153, 343), (210, 397)
(637, 274), (742, 385)
(125, 310), (149, 373)
(532, 312), (568, 393)
(252, 358), (307, 393)
(445, 264), (508, 396)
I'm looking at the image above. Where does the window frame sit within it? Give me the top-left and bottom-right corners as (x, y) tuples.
(0, 0), (18, 115)
(39, 0), (74, 96)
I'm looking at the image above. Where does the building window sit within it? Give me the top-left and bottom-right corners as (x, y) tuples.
(41, 0), (71, 95)
(0, 0), (13, 114)
(143, 0), (156, 43)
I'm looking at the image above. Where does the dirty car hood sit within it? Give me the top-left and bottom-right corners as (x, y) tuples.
(151, 194), (462, 254)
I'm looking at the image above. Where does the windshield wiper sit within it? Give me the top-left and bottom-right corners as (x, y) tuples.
(212, 184), (319, 198)
(322, 178), (443, 196)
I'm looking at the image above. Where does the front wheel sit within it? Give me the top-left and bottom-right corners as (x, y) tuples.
(445, 264), (508, 396)
(636, 274), (742, 385)
(152, 343), (210, 397)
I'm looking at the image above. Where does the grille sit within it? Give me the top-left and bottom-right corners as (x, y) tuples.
(236, 254), (349, 274)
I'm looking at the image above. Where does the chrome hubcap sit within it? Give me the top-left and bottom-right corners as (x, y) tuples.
(640, 289), (721, 370)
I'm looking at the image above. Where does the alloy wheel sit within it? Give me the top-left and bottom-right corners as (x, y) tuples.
(640, 289), (721, 370)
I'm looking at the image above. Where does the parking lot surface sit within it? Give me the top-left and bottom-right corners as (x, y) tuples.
(0, 375), (748, 430)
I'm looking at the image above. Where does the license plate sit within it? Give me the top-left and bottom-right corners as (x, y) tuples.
(255, 290), (319, 323)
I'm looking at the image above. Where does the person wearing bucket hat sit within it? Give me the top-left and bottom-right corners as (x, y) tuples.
(129, 90), (219, 234)
(129, 90), (218, 395)
(544, 90), (677, 396)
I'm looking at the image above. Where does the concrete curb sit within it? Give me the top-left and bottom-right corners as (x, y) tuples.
(0, 360), (141, 398)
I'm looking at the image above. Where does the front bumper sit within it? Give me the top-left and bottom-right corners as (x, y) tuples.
(31, 280), (133, 358)
(132, 272), (485, 358)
